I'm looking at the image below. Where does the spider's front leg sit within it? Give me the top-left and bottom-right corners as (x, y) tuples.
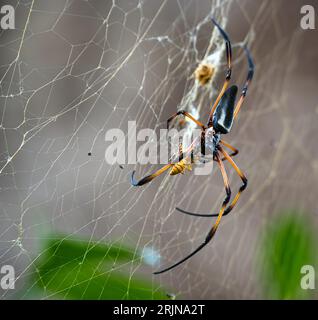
(167, 110), (205, 130)
(167, 109), (206, 162)
(233, 46), (255, 119)
(207, 18), (233, 126)
(131, 111), (199, 187)
(130, 164), (173, 186)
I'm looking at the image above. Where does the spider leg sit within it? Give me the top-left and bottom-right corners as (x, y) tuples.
(233, 45), (255, 119)
(154, 153), (230, 274)
(220, 139), (239, 160)
(175, 146), (247, 218)
(218, 146), (248, 214)
(130, 164), (173, 186)
(131, 136), (198, 187)
(207, 18), (232, 126)
(167, 110), (206, 161)
(167, 110), (205, 129)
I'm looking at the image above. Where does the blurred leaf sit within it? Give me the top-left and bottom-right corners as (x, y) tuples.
(32, 235), (167, 300)
(259, 211), (317, 299)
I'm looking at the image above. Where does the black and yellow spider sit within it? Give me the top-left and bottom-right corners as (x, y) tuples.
(130, 18), (254, 274)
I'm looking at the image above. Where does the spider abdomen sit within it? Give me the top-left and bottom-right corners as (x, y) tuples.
(212, 85), (238, 134)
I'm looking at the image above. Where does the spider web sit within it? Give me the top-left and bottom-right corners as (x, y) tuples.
(1, 0), (318, 299)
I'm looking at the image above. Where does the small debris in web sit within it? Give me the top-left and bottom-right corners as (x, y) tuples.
(166, 293), (176, 300)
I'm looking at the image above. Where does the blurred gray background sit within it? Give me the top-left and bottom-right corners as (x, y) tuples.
(0, 0), (318, 299)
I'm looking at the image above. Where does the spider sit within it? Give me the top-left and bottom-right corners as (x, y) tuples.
(130, 18), (254, 274)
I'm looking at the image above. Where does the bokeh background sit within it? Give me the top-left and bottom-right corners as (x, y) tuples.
(0, 0), (317, 299)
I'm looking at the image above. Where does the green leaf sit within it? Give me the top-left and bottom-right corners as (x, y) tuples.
(31, 235), (168, 300)
(258, 211), (317, 299)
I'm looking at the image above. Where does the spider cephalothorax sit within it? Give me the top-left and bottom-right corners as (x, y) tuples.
(130, 18), (254, 274)
(205, 127), (219, 154)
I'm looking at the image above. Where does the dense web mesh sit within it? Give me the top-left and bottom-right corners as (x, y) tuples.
(0, 0), (318, 299)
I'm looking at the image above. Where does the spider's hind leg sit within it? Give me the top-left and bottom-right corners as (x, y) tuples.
(175, 146), (247, 218)
(154, 153), (230, 274)
(220, 139), (239, 160)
